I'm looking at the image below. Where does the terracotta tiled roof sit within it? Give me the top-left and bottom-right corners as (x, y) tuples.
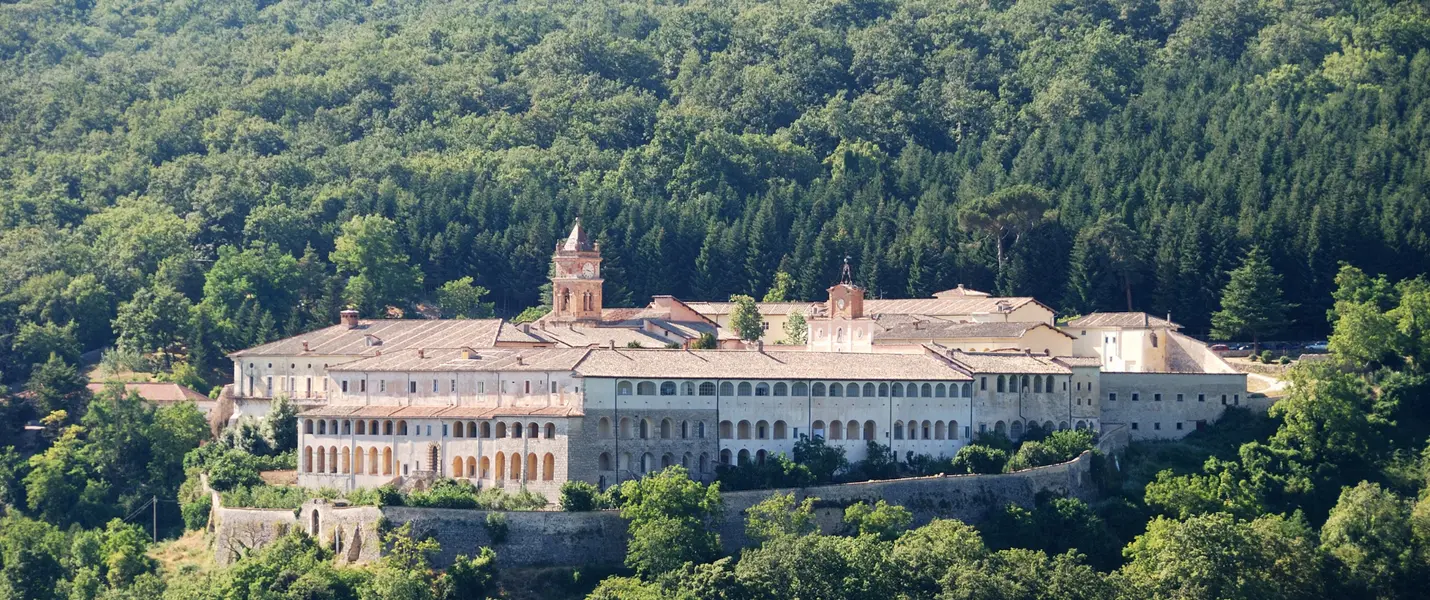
(683, 302), (819, 316)
(300, 405), (583, 419)
(1053, 356), (1104, 368)
(230, 319), (506, 357)
(941, 350), (1071, 374)
(863, 297), (1039, 317)
(528, 325), (674, 348)
(874, 320), (1071, 341)
(495, 322), (547, 343)
(328, 348), (591, 373)
(86, 382), (210, 404)
(572, 349), (973, 381)
(560, 220), (595, 252)
(1065, 312), (1181, 329)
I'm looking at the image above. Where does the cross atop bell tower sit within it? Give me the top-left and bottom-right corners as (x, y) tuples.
(550, 219), (603, 322)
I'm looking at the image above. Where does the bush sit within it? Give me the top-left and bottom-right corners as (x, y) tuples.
(1277, 355), (1292, 365)
(1043, 429), (1096, 461)
(181, 495), (212, 530)
(442, 547), (498, 599)
(1260, 350), (1274, 362)
(1006, 441), (1063, 471)
(952, 445), (1009, 474)
(407, 479), (483, 509)
(560, 481), (603, 511)
(484, 513), (508, 544)
(221, 484), (309, 509)
(206, 449), (264, 491)
(842, 500), (911, 541)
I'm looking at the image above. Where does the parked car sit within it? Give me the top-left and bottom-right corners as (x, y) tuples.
(1210, 344), (1229, 351)
(1306, 341), (1329, 352)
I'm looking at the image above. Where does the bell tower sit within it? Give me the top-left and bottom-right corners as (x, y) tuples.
(550, 219), (603, 322)
(826, 257), (864, 319)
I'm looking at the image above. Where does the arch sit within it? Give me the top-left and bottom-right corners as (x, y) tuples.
(328, 447), (338, 473)
(773, 382), (788, 396)
(526, 454), (537, 482)
(618, 417), (631, 439)
(845, 382), (859, 398)
(1010, 421), (1024, 439)
(598, 417), (612, 438)
(863, 382), (876, 397)
(720, 382), (735, 396)
(935, 383), (946, 398)
(756, 420), (769, 439)
(303, 446), (313, 473)
(1060, 421), (1070, 430)
(454, 422), (465, 438)
(681, 420), (689, 439)
(481, 421), (492, 438)
(305, 419), (314, 434)
(382, 447), (392, 475)
(480, 456), (491, 479)
(950, 420), (960, 440)
(892, 383), (904, 397)
(451, 457), (463, 477)
(894, 421), (905, 440)
(1034, 377), (1043, 393)
(792, 382), (809, 395)
(997, 375), (1007, 392)
(660, 381), (677, 396)
(510, 452), (522, 481)
(1075, 420), (1087, 430)
(755, 450), (768, 465)
(682, 452), (691, 469)
(699, 453), (710, 473)
(599, 452), (612, 471)
(812, 382), (826, 396)
(466, 456), (477, 478)
(829, 420), (843, 440)
(368, 447), (378, 475)
(879, 382), (889, 397)
(994, 421), (1007, 435)
(637, 381), (656, 395)
(318, 420), (327, 435)
(641, 452), (655, 474)
(1044, 420), (1055, 432)
(935, 421), (946, 440)
(961, 383), (972, 397)
(737, 449), (751, 465)
(909, 383), (921, 398)
(921, 383), (932, 397)
(847, 421), (860, 440)
(620, 452), (632, 472)
(738, 420), (752, 439)
(618, 381), (633, 395)
(720, 449), (732, 465)
(660, 418), (673, 439)
(343, 420), (352, 435)
(737, 382), (753, 396)
(357, 420), (368, 435)
(812, 420), (826, 439)
(908, 421), (917, 440)
(354, 447), (364, 474)
(383, 420), (393, 435)
(527, 423), (538, 438)
(467, 422), (477, 438)
(397, 420), (408, 435)
(495, 453), (506, 480)
(543, 453), (555, 480)
(755, 382), (770, 396)
(698, 422), (706, 438)
(864, 420), (876, 441)
(1045, 375), (1055, 392)
(511, 422), (524, 438)
(829, 383), (843, 397)
(545, 423), (556, 439)
(682, 382), (696, 396)
(720, 420), (734, 439)
(660, 453), (673, 469)
(639, 418), (651, 439)
(1020, 375), (1030, 391)
(774, 420), (788, 439)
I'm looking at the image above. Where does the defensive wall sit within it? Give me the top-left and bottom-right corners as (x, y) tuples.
(211, 451), (1095, 568)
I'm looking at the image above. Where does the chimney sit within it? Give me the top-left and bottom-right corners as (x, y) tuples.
(417, 349), (425, 359)
(461, 347), (475, 360)
(340, 309), (360, 328)
(1143, 313), (1149, 327)
(756, 340), (764, 352)
(302, 341), (310, 352)
(516, 356), (525, 366)
(609, 339), (616, 349)
(521, 323), (531, 334)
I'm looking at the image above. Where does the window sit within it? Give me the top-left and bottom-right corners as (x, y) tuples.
(1154, 393), (1161, 402)
(792, 382), (808, 395)
(997, 375), (1006, 392)
(773, 382), (788, 396)
(525, 381), (531, 394)
(660, 382), (676, 396)
(812, 383), (826, 396)
(433, 380), (439, 393)
(720, 382), (735, 395)
(360, 380), (367, 392)
(682, 382), (695, 395)
(452, 380), (457, 392)
(478, 381), (485, 394)
(755, 383), (769, 396)
(341, 381), (349, 393)
(1131, 423), (1139, 430)
(380, 381), (385, 392)
(1198, 394), (1205, 402)
(738, 382), (752, 396)
(1108, 393), (1117, 402)
(1154, 422), (1161, 430)
(1234, 394), (1240, 405)
(409, 381), (417, 394)
(980, 377), (987, 391)
(1132, 393), (1140, 402)
(618, 381), (633, 395)
(637, 381), (656, 395)
(1176, 422), (1184, 430)
(699, 382), (716, 396)
(1176, 394), (1183, 402)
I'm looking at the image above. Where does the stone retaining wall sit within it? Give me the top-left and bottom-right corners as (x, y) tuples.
(212, 451), (1095, 569)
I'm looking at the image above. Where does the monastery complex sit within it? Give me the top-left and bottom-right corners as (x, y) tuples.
(227, 222), (1248, 494)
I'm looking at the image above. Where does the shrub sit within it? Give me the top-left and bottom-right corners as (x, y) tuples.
(560, 481), (603, 511)
(843, 500), (911, 540)
(952, 445), (1009, 474)
(221, 484), (309, 509)
(206, 449), (263, 491)
(1277, 355), (1292, 365)
(442, 547), (498, 599)
(1260, 350), (1274, 362)
(407, 479), (482, 509)
(1043, 429), (1096, 461)
(1006, 441), (1063, 471)
(181, 495), (212, 530)
(484, 513), (508, 544)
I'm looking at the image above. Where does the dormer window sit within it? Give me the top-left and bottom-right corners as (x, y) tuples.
(365, 335), (382, 346)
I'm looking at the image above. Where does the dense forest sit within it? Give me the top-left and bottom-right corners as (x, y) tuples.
(2, 0), (1430, 386)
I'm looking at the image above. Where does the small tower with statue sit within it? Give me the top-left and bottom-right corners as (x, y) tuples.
(549, 220), (604, 322)
(807, 258), (875, 352)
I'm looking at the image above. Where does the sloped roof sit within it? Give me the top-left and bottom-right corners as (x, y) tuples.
(683, 302), (818, 317)
(1065, 312), (1181, 329)
(529, 325), (674, 348)
(941, 350), (1071, 374)
(560, 220), (595, 252)
(230, 319), (506, 357)
(863, 297), (1041, 317)
(572, 348), (973, 381)
(87, 382), (211, 404)
(300, 405), (582, 419)
(874, 320), (1072, 341)
(328, 348), (591, 373)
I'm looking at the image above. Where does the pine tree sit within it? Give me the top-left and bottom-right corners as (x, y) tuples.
(1211, 246), (1294, 351)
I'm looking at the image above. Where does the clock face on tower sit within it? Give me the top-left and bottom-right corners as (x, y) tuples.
(836, 298), (847, 310)
(582, 263), (595, 277)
